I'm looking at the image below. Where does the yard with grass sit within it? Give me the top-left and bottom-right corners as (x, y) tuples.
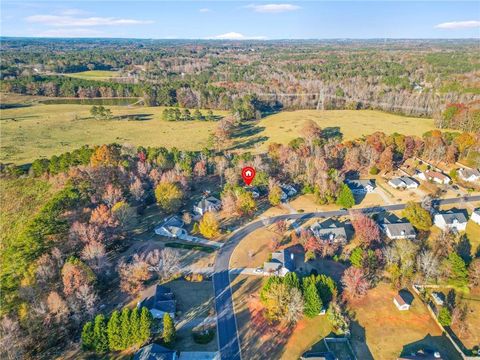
(230, 275), (333, 360)
(452, 288), (480, 350)
(0, 101), (226, 163)
(348, 283), (461, 359)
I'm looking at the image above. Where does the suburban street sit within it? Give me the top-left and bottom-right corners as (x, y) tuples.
(213, 195), (480, 360)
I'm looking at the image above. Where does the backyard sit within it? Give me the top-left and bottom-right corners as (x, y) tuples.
(348, 283), (462, 359)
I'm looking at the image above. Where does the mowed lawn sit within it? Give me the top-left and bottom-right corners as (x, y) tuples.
(349, 283), (461, 359)
(1, 103), (226, 163)
(252, 109), (439, 151)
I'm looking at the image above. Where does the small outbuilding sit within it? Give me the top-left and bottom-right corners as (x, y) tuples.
(394, 293), (411, 311)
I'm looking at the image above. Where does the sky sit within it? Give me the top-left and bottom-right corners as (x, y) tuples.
(1, 1), (479, 39)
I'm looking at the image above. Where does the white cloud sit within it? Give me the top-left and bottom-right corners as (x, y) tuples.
(199, 8), (211, 13)
(209, 32), (267, 40)
(246, 3), (301, 13)
(435, 20), (480, 29)
(26, 14), (153, 27)
(37, 28), (105, 38)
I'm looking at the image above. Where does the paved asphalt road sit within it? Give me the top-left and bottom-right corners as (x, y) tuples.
(212, 195), (480, 360)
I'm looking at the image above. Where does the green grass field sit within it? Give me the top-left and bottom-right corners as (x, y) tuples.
(250, 109), (440, 151)
(64, 70), (121, 80)
(1, 102), (227, 163)
(0, 177), (56, 250)
(1, 94), (441, 164)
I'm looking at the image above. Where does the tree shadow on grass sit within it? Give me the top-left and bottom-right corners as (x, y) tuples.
(230, 136), (269, 150)
(113, 113), (154, 121)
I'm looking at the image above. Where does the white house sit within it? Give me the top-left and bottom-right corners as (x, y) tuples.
(388, 176), (419, 190)
(346, 179), (376, 194)
(393, 294), (410, 311)
(434, 211), (468, 232)
(154, 215), (187, 238)
(417, 170), (450, 185)
(193, 196), (222, 216)
(458, 168), (480, 183)
(383, 222), (416, 240)
(471, 208), (480, 225)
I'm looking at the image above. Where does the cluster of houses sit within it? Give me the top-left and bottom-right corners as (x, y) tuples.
(262, 208), (480, 276)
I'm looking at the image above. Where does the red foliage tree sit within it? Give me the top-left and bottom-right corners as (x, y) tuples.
(350, 212), (381, 247)
(341, 267), (369, 300)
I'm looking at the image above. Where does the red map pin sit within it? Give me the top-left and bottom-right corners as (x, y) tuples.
(242, 166), (256, 186)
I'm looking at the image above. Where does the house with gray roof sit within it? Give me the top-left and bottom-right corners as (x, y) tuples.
(433, 210), (468, 232)
(458, 168), (480, 183)
(383, 221), (416, 240)
(388, 176), (419, 189)
(134, 344), (177, 360)
(346, 179), (376, 193)
(310, 221), (347, 244)
(471, 208), (480, 225)
(264, 249), (296, 276)
(138, 285), (176, 319)
(155, 215), (187, 238)
(193, 196), (222, 216)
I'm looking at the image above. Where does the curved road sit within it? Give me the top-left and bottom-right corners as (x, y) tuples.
(212, 195), (480, 360)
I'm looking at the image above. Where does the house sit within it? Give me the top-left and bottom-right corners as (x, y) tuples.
(310, 222), (347, 244)
(434, 211), (468, 232)
(388, 176), (419, 189)
(155, 216), (187, 238)
(263, 249), (296, 276)
(134, 344), (177, 360)
(346, 179), (376, 194)
(471, 208), (480, 225)
(393, 293), (411, 311)
(417, 170), (450, 185)
(431, 292), (444, 306)
(398, 350), (443, 360)
(193, 196), (222, 216)
(138, 285), (176, 319)
(245, 186), (260, 199)
(383, 221), (416, 240)
(280, 184), (297, 197)
(458, 168), (480, 183)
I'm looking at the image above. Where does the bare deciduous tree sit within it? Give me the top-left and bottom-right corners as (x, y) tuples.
(417, 250), (440, 281)
(0, 316), (25, 360)
(145, 248), (181, 281)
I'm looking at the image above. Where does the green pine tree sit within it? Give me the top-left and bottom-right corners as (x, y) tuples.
(81, 321), (95, 350)
(139, 307), (153, 344)
(120, 307), (131, 349)
(303, 276), (323, 317)
(107, 310), (123, 351)
(130, 307), (141, 345)
(316, 274), (337, 305)
(284, 272), (300, 290)
(336, 184), (355, 208)
(162, 313), (176, 345)
(349, 247), (364, 268)
(93, 314), (109, 354)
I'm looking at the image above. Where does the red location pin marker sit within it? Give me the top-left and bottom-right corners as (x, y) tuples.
(242, 166), (256, 186)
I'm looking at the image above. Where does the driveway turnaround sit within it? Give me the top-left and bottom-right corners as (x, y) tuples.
(212, 195), (480, 360)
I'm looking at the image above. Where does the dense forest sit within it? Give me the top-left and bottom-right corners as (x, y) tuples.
(1, 38), (479, 129)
